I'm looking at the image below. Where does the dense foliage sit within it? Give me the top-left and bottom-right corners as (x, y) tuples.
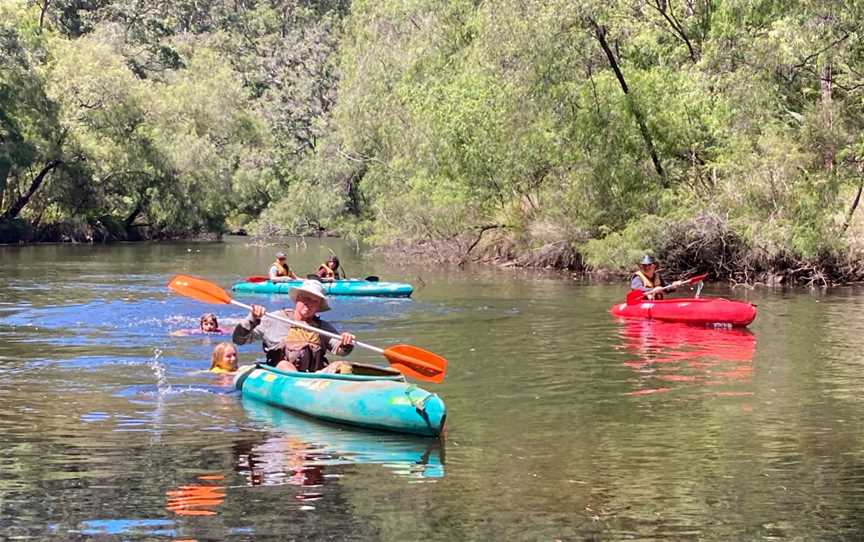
(3, 0), (864, 282)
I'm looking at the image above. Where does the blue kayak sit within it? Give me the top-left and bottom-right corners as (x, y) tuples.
(232, 279), (413, 297)
(234, 363), (446, 437)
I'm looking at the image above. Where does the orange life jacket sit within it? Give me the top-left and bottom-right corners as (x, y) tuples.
(273, 260), (291, 277)
(635, 270), (664, 300)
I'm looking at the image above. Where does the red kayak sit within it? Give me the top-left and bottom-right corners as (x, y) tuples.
(609, 297), (757, 327)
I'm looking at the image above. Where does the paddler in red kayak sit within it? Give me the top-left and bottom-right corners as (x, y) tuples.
(269, 251), (297, 282)
(232, 280), (354, 373)
(631, 255), (684, 300)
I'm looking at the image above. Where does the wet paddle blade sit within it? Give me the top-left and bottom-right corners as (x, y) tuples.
(685, 273), (709, 285)
(383, 344), (447, 384)
(168, 275), (232, 305)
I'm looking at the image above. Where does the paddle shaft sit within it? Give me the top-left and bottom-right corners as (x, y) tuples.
(228, 299), (385, 355)
(627, 273), (709, 303)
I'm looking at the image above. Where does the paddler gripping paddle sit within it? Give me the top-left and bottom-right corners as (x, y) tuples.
(626, 273), (709, 304)
(168, 275), (446, 383)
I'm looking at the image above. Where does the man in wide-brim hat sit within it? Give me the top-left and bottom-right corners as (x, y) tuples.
(630, 255), (683, 300)
(233, 280), (355, 372)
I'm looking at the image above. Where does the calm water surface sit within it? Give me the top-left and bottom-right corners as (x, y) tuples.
(1, 238), (863, 540)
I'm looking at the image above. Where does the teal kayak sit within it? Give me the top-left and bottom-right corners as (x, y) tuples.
(234, 363), (446, 437)
(232, 279), (413, 297)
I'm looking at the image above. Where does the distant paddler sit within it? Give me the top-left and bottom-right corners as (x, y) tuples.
(315, 255), (344, 282)
(269, 251), (297, 282)
(630, 255), (683, 300)
(232, 280), (354, 373)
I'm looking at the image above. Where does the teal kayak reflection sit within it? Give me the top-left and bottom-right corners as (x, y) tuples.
(239, 396), (445, 481)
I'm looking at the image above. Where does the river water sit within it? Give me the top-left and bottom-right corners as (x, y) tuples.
(1, 238), (863, 540)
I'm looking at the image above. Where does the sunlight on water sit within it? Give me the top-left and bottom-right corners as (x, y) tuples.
(1, 239), (864, 540)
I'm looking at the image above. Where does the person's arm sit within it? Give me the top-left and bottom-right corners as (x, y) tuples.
(319, 319), (355, 356)
(268, 266), (284, 282)
(315, 266), (334, 282)
(658, 273), (683, 292)
(630, 275), (651, 293)
(288, 268), (297, 279)
(232, 306), (266, 345)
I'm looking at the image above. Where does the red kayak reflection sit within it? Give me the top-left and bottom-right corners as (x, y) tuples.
(614, 319), (756, 396)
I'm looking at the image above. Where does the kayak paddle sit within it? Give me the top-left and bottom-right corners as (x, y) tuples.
(626, 273), (709, 304)
(168, 275), (447, 383)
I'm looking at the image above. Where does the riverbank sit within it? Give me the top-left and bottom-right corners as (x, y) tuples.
(371, 230), (864, 287)
(6, 216), (864, 287)
(0, 217), (223, 244)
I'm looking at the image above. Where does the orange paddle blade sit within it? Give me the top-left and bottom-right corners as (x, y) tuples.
(168, 275), (231, 305)
(383, 344), (447, 384)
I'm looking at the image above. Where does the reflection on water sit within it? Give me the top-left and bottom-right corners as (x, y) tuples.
(615, 319), (756, 396)
(166, 475), (226, 517)
(239, 397), (444, 482)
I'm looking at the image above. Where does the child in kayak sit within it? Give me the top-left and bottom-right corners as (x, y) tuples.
(209, 342), (239, 373)
(232, 280), (354, 373)
(315, 255), (343, 282)
(269, 251), (298, 282)
(631, 255), (683, 300)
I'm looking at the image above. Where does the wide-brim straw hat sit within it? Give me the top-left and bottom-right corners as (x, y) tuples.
(288, 280), (330, 312)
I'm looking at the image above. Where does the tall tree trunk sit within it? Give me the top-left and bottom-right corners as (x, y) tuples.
(589, 19), (668, 186)
(0, 159), (62, 222)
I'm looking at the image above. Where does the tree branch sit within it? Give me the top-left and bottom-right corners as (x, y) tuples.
(647, 0), (698, 63)
(588, 18), (667, 185)
(840, 176), (863, 236)
(0, 159), (63, 222)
